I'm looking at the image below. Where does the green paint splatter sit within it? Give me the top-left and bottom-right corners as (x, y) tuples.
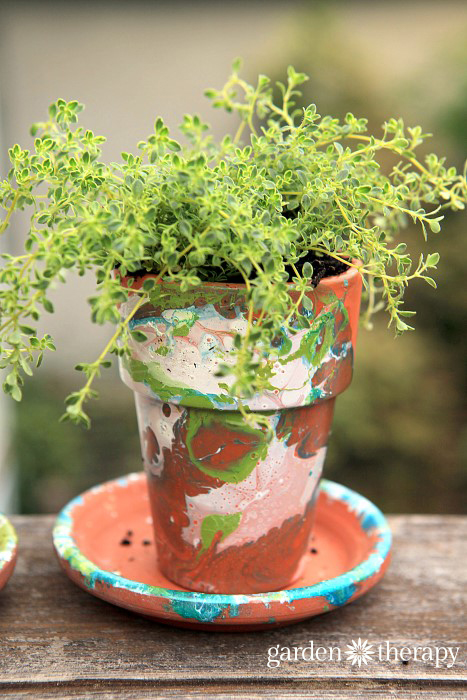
(62, 544), (97, 579)
(125, 357), (236, 409)
(172, 323), (191, 336)
(280, 299), (348, 369)
(154, 345), (170, 356)
(200, 512), (242, 553)
(185, 409), (268, 483)
(0, 516), (16, 553)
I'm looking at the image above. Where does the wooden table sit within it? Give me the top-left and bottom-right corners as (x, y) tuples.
(0, 515), (465, 698)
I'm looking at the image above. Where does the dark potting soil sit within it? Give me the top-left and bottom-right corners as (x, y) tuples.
(286, 251), (349, 288)
(281, 206), (349, 286)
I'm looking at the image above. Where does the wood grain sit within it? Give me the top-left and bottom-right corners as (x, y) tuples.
(0, 515), (465, 698)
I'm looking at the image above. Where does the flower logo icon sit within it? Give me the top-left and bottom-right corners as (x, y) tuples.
(345, 638), (375, 667)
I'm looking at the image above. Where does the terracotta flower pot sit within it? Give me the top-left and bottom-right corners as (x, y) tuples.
(119, 265), (362, 594)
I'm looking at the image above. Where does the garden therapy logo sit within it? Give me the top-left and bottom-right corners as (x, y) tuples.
(267, 640), (460, 669)
(345, 638), (375, 667)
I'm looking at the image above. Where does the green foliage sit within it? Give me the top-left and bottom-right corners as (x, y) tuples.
(1, 60), (466, 426)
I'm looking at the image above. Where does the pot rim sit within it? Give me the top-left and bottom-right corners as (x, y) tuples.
(119, 259), (362, 293)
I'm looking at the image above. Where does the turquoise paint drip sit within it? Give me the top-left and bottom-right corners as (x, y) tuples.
(324, 583), (357, 606)
(171, 598), (229, 622)
(361, 511), (381, 531)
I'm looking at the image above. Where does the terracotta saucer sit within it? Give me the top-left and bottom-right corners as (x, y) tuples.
(53, 473), (391, 630)
(0, 513), (18, 592)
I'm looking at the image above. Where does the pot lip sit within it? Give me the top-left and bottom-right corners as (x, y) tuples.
(119, 259), (362, 293)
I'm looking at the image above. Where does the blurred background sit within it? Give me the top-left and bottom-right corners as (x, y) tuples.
(0, 0), (465, 514)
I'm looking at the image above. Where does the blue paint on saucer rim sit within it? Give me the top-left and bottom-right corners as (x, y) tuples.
(53, 474), (392, 624)
(0, 512), (18, 570)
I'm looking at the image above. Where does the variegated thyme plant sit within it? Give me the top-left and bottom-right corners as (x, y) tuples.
(1, 60), (466, 426)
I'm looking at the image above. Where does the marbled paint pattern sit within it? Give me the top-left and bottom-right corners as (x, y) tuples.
(119, 267), (362, 593)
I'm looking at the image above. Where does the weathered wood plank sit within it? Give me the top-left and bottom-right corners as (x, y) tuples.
(0, 515), (465, 697)
(0, 679), (466, 699)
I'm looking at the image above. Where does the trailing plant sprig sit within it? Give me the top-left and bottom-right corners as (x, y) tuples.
(1, 62), (466, 426)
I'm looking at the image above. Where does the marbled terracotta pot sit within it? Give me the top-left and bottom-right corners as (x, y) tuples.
(119, 266), (362, 594)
